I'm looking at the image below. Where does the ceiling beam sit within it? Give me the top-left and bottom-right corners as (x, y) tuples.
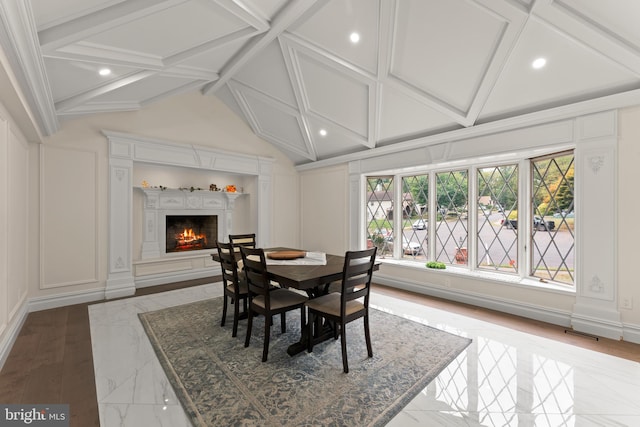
(201, 0), (328, 95)
(54, 70), (156, 113)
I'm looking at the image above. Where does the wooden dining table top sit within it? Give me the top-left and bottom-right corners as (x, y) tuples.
(212, 247), (379, 292)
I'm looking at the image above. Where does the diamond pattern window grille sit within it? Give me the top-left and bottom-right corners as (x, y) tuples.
(401, 175), (428, 260)
(366, 176), (394, 257)
(531, 152), (575, 284)
(477, 165), (518, 273)
(435, 170), (468, 265)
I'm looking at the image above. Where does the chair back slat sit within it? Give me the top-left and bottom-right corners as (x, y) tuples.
(239, 246), (272, 307)
(229, 233), (256, 252)
(341, 247), (377, 305)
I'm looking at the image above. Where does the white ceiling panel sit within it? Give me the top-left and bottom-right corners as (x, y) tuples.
(291, 0), (380, 74)
(377, 84), (461, 142)
(232, 83), (314, 160)
(178, 38), (248, 73)
(306, 116), (370, 160)
(480, 18), (640, 120)
(389, 0), (507, 114)
(30, 0), (124, 30)
(297, 53), (370, 138)
(557, 0), (640, 51)
(84, 2), (247, 57)
(2, 0), (639, 166)
(44, 57), (138, 102)
(233, 40), (298, 107)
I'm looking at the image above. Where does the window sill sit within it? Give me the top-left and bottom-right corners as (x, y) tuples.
(376, 258), (576, 295)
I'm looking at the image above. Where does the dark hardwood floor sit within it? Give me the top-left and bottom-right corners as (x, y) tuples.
(1, 277), (638, 427)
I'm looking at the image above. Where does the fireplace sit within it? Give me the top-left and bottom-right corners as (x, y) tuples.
(165, 215), (218, 253)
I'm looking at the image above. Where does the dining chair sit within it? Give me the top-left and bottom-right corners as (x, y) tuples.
(216, 240), (249, 337)
(240, 246), (308, 362)
(306, 247), (377, 373)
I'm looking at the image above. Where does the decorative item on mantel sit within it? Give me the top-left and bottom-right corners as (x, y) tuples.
(225, 185), (237, 193)
(209, 184), (219, 192)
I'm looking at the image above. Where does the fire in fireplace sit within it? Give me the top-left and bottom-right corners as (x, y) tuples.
(166, 215), (218, 253)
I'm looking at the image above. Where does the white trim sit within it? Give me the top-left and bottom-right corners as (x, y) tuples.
(134, 265), (221, 288)
(0, 301), (27, 371)
(28, 288), (106, 312)
(622, 323), (640, 344)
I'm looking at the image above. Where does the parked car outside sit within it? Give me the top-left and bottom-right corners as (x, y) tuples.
(501, 217), (555, 230)
(412, 219), (427, 230)
(384, 236), (423, 255)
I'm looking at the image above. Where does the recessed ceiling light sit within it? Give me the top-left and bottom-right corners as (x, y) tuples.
(99, 68), (112, 76)
(532, 58), (547, 69)
(319, 129), (327, 137)
(349, 32), (360, 44)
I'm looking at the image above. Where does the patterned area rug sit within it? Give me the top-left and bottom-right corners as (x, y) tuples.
(139, 296), (471, 426)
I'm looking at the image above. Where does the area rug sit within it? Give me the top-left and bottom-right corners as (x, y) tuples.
(139, 296), (471, 427)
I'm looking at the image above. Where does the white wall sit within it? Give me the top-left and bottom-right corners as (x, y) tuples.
(618, 106), (640, 327)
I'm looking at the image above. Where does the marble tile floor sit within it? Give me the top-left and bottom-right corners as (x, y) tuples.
(89, 284), (640, 426)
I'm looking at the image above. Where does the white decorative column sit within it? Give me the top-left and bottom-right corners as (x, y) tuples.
(107, 151), (135, 298)
(572, 111), (623, 339)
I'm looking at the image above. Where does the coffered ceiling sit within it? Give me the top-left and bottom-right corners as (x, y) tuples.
(2, 0), (640, 167)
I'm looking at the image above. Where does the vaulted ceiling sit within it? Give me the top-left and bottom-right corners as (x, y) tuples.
(2, 0), (640, 167)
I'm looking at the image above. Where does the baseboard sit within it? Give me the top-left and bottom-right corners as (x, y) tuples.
(374, 273), (573, 328)
(622, 322), (640, 344)
(0, 302), (28, 371)
(29, 287), (108, 312)
(135, 265), (221, 288)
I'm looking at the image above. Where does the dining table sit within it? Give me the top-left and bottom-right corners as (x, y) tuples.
(212, 247), (380, 356)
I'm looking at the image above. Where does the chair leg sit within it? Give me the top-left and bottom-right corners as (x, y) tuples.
(232, 296), (240, 337)
(364, 313), (373, 358)
(244, 310), (253, 348)
(300, 306), (306, 342)
(262, 317), (270, 362)
(280, 312), (286, 333)
(340, 322), (349, 373)
(221, 295), (228, 327)
(307, 311), (314, 353)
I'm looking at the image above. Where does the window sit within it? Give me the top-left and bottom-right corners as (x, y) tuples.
(366, 176), (393, 257)
(477, 164), (518, 273)
(364, 150), (575, 287)
(435, 170), (468, 265)
(401, 175), (428, 260)
(531, 152), (575, 284)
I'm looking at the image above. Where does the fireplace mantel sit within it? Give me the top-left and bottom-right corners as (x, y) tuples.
(138, 187), (244, 259)
(105, 130), (274, 298)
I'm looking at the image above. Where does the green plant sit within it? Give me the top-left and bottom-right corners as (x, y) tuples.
(426, 261), (446, 269)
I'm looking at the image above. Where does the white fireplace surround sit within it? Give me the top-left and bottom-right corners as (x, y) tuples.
(105, 131), (274, 299)
(139, 188), (242, 259)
